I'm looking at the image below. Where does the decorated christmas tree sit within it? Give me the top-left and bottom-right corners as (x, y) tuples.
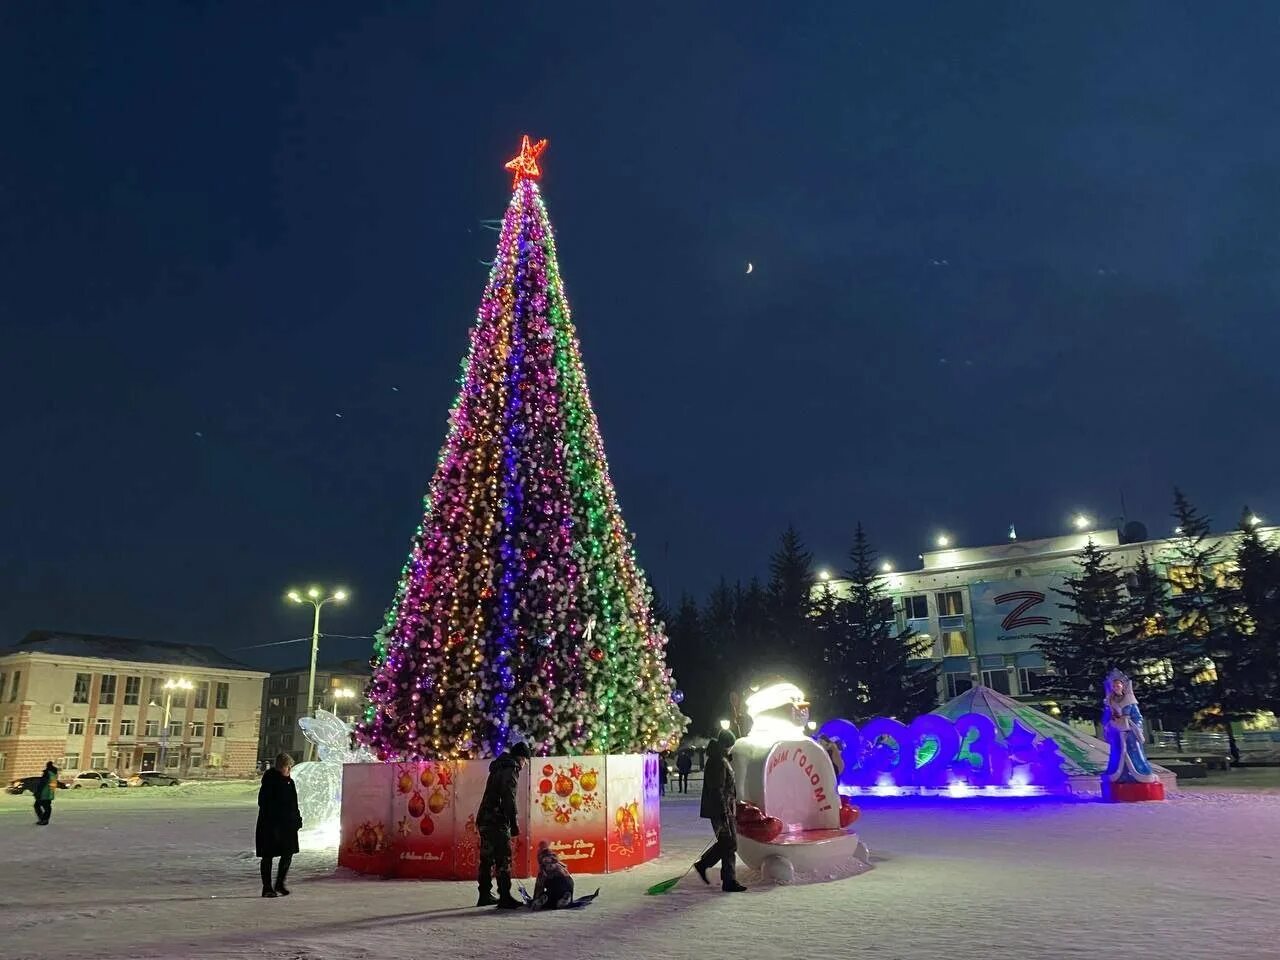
(357, 136), (686, 762)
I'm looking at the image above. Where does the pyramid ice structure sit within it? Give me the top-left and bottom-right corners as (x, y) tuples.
(932, 685), (1176, 792)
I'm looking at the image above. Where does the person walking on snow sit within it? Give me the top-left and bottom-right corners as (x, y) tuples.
(676, 749), (692, 794)
(476, 741), (531, 909)
(256, 752), (302, 898)
(694, 730), (747, 892)
(33, 761), (57, 825)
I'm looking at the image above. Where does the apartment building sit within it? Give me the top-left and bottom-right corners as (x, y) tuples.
(0, 631), (268, 779)
(823, 523), (1279, 712)
(258, 659), (368, 761)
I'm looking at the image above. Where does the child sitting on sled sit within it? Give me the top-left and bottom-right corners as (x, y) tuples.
(530, 840), (575, 910)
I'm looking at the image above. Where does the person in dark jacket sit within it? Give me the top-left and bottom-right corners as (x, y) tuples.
(475, 741), (531, 909)
(658, 752), (669, 796)
(256, 752), (301, 898)
(34, 761), (57, 825)
(676, 749), (693, 793)
(694, 730), (746, 892)
(530, 839), (575, 910)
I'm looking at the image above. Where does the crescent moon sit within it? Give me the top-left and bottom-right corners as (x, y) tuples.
(746, 262), (754, 274)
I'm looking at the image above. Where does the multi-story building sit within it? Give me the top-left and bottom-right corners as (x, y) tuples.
(823, 523), (1278, 714)
(0, 631), (268, 780)
(258, 659), (368, 762)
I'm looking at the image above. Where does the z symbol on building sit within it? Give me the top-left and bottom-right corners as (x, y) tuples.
(993, 590), (1050, 630)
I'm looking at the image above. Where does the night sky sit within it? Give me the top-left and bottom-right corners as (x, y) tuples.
(4, 3), (1279, 669)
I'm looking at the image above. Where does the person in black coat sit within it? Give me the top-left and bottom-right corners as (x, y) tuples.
(256, 752), (301, 898)
(694, 730), (746, 892)
(475, 741), (530, 909)
(676, 749), (693, 793)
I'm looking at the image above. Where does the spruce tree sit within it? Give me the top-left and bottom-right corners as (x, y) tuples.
(766, 525), (820, 690)
(1118, 550), (1178, 728)
(1166, 489), (1237, 757)
(1232, 511), (1280, 716)
(357, 138), (685, 759)
(1206, 508), (1280, 756)
(665, 594), (715, 736)
(823, 524), (938, 722)
(1034, 538), (1139, 721)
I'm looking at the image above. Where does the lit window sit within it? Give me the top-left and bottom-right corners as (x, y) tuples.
(1168, 565), (1197, 594)
(120, 719), (136, 736)
(68, 717), (86, 735)
(144, 719), (160, 737)
(215, 683), (230, 709)
(73, 674), (91, 704)
(94, 718), (111, 736)
(941, 630), (969, 657)
(124, 676), (141, 705)
(936, 591), (965, 616)
(98, 675), (117, 705)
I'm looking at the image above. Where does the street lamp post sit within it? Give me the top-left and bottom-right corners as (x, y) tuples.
(158, 678), (193, 772)
(286, 586), (347, 760)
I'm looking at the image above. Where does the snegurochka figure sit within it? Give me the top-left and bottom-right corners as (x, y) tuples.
(1102, 669), (1158, 785)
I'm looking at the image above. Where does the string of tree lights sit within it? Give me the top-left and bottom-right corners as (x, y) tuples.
(355, 136), (686, 762)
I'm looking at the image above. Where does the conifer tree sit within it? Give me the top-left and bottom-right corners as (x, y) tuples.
(766, 525), (820, 689)
(1231, 510), (1280, 715)
(665, 594), (715, 736)
(1035, 538), (1140, 721)
(1118, 550), (1178, 727)
(822, 524), (937, 722)
(1166, 489), (1236, 755)
(357, 138), (684, 759)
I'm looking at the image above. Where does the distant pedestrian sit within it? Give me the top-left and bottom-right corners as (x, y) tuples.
(694, 730), (746, 892)
(256, 752), (301, 898)
(33, 761), (57, 825)
(658, 752), (669, 796)
(676, 749), (692, 793)
(476, 740), (531, 909)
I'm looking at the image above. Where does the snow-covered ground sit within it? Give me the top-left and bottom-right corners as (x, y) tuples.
(2, 780), (1279, 960)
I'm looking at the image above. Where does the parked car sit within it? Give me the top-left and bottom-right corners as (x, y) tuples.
(69, 770), (120, 789)
(128, 771), (181, 787)
(8, 773), (73, 793)
(6, 775), (44, 796)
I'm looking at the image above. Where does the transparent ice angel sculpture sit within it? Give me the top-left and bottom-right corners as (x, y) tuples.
(292, 707), (375, 842)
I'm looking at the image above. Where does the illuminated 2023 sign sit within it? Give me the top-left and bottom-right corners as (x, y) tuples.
(816, 714), (1068, 794)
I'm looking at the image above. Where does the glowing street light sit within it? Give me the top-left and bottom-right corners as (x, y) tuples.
(936, 534), (951, 548)
(818, 569), (831, 581)
(286, 585), (348, 759)
(1073, 514), (1093, 531)
(880, 561), (894, 573)
(158, 678), (194, 772)
(1248, 514), (1263, 527)
(719, 719), (732, 731)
